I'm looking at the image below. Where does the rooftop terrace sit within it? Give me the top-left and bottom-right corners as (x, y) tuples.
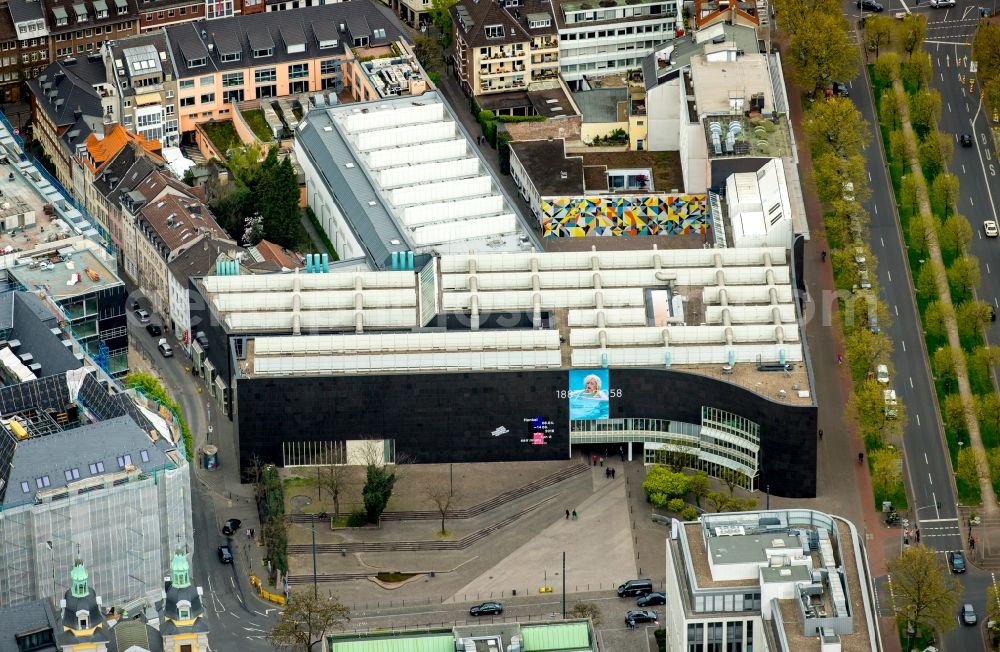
(12, 244), (120, 300)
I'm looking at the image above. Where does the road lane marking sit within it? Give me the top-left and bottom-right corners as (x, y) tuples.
(869, 171), (872, 182)
(887, 270), (892, 282)
(928, 473), (933, 485)
(925, 452), (929, 464)
(941, 72), (945, 82)
(966, 103), (970, 112)
(970, 197), (975, 206)
(962, 164), (966, 174)
(230, 577), (236, 588)
(881, 237), (885, 247)
(902, 340), (907, 352)
(895, 305), (899, 316)
(948, 102), (952, 113)
(920, 517), (959, 523)
(916, 413), (920, 425)
(910, 377), (914, 388)
(988, 264), (992, 274)
(874, 204), (878, 214)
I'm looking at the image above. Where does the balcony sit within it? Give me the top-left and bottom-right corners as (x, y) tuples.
(530, 39), (558, 51)
(482, 48), (524, 61)
(480, 63), (526, 76)
(532, 54), (558, 64)
(532, 68), (560, 81)
(480, 79), (526, 92)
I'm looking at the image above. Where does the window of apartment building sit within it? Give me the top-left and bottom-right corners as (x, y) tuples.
(484, 25), (504, 39)
(352, 36), (368, 47)
(222, 71), (243, 87)
(76, 29), (83, 38)
(529, 17), (550, 28)
(56, 33), (70, 41)
(372, 27), (385, 39)
(255, 84), (276, 98)
(84, 28), (93, 36)
(179, 79), (194, 89)
(221, 51), (240, 62)
(179, 6), (185, 13)
(180, 96), (195, 106)
(145, 12), (152, 19)
(75, 45), (84, 53)
(86, 42), (93, 51)
(30, 51), (37, 61)
(20, 481), (29, 493)
(168, 8), (174, 15)
(200, 92), (214, 103)
(165, 103), (174, 115)
(117, 454), (133, 468)
(57, 46), (72, 56)
(287, 62), (308, 79)
(157, 10), (164, 17)
(165, 89), (174, 98)
(289, 79), (307, 93)
(321, 77), (340, 90)
(97, 6), (107, 18)
(123, 115), (132, 125)
(136, 113), (159, 128)
(200, 74), (213, 86)
(320, 59), (338, 75)
(200, 111), (212, 117)
(140, 449), (150, 462)
(119, 21), (133, 30)
(254, 67), (276, 83)
(124, 99), (131, 107)
(222, 88), (243, 103)
(253, 47), (272, 58)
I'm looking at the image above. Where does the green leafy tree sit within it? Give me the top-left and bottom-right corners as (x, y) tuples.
(972, 22), (1000, 89)
(255, 150), (301, 248)
(939, 214), (972, 257)
(706, 491), (731, 513)
(878, 88), (901, 129)
(987, 447), (1000, 485)
(909, 89), (942, 138)
(788, 12), (857, 94)
(687, 471), (710, 507)
(899, 174), (919, 218)
(896, 14), (927, 55)
(771, 0), (842, 35)
(932, 347), (957, 389)
(957, 446), (980, 490)
(918, 131), (953, 180)
(812, 152), (870, 205)
(805, 97), (870, 157)
(931, 174), (960, 218)
(901, 51), (932, 91)
(908, 214), (934, 255)
(888, 544), (962, 649)
(923, 301), (951, 342)
(916, 263), (940, 299)
(947, 255), (981, 299)
(412, 35), (443, 71)
(866, 16), (894, 58)
(889, 130), (910, 169)
(845, 324), (893, 380)
(869, 447), (902, 500)
(873, 51), (900, 84)
(318, 463), (348, 522)
(429, 0), (458, 39)
(956, 300), (991, 342)
(719, 467), (743, 495)
(642, 465), (691, 507)
(268, 587), (350, 652)
(970, 346), (1000, 387)
(976, 395), (1000, 439)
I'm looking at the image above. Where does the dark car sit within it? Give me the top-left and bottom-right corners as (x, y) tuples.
(636, 592), (666, 607)
(831, 82), (849, 97)
(625, 609), (658, 625)
(960, 133), (973, 147)
(145, 324), (162, 337)
(218, 545), (233, 564)
(469, 601), (503, 616)
(857, 0), (884, 10)
(991, 306), (997, 322)
(948, 551), (966, 573)
(129, 299), (140, 311)
(222, 518), (242, 536)
(961, 603), (977, 626)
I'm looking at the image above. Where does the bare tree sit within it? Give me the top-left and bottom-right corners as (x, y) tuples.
(719, 468), (742, 496)
(317, 464), (348, 522)
(426, 482), (456, 536)
(267, 586), (350, 652)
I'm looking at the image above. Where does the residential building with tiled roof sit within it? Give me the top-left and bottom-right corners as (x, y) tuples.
(26, 58), (106, 187)
(248, 238), (299, 270)
(5, 0), (51, 100)
(167, 236), (238, 342)
(43, 0), (139, 62)
(450, 0), (559, 98)
(103, 31), (180, 145)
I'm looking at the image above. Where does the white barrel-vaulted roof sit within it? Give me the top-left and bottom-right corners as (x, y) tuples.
(235, 246), (805, 381)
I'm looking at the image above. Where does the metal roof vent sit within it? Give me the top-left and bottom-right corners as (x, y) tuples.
(344, 162), (355, 168)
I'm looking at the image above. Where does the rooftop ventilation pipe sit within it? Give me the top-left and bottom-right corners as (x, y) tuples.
(291, 292), (301, 335)
(728, 350), (736, 367)
(779, 348), (786, 365)
(306, 253), (314, 273)
(390, 251), (399, 271)
(775, 326), (785, 345)
(322, 253), (329, 273)
(407, 251), (414, 270)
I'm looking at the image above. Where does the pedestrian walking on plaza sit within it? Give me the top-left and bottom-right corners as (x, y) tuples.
(566, 509), (570, 519)
(592, 454), (597, 466)
(246, 528), (251, 539)
(572, 510), (577, 520)
(605, 467), (611, 479)
(818, 429), (823, 440)
(627, 618), (635, 630)
(250, 528), (255, 539)
(599, 457), (603, 467)
(611, 468), (616, 479)
(619, 446), (625, 462)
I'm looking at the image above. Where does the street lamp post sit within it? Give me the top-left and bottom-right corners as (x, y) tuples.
(311, 521), (318, 593)
(45, 541), (55, 599)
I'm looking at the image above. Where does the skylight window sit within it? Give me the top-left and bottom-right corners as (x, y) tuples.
(64, 468), (80, 481)
(140, 449), (150, 462)
(89, 461), (105, 474)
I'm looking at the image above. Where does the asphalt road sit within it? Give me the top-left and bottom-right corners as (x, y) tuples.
(840, 2), (995, 648)
(126, 302), (280, 652)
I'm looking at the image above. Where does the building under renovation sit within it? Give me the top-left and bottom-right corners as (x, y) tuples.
(0, 292), (191, 608)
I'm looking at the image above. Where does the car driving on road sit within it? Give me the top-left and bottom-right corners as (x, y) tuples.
(960, 603), (977, 626)
(217, 545), (233, 564)
(961, 134), (974, 147)
(984, 220), (998, 238)
(857, 0), (883, 10)
(947, 550), (966, 573)
(222, 518), (242, 536)
(469, 602), (503, 616)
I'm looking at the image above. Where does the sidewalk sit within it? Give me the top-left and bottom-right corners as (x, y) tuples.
(781, 43), (902, 652)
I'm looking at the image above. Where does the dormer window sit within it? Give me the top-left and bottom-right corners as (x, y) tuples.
(187, 57), (206, 68)
(529, 16), (551, 28)
(372, 27), (386, 39)
(220, 51), (240, 62)
(484, 25), (504, 39)
(75, 611), (89, 630)
(318, 39), (337, 49)
(117, 454), (132, 468)
(253, 48), (272, 58)
(504, 0), (520, 6)
(178, 607), (190, 619)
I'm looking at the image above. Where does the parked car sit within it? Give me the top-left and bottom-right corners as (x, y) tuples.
(617, 579), (654, 597)
(636, 592), (666, 607)
(222, 518), (242, 536)
(842, 181), (856, 202)
(195, 331), (210, 350)
(217, 545), (233, 564)
(984, 220), (998, 238)
(134, 308), (150, 323)
(831, 81), (849, 97)
(469, 602), (503, 616)
(931, 0), (956, 7)
(960, 603), (977, 625)
(961, 133), (974, 147)
(876, 364), (889, 384)
(145, 324), (162, 337)
(157, 338), (173, 358)
(857, 0), (884, 10)
(948, 550), (966, 573)
(625, 610), (658, 625)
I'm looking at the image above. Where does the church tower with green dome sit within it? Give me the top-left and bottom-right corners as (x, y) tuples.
(160, 547), (210, 652)
(55, 559), (108, 652)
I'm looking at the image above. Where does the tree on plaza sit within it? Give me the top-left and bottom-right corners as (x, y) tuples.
(412, 35), (443, 71)
(888, 544), (962, 649)
(317, 463), (349, 523)
(426, 481), (456, 536)
(869, 447), (902, 500)
(706, 491), (731, 513)
(642, 465), (691, 507)
(878, 88), (901, 129)
(358, 439), (404, 524)
(918, 131), (953, 180)
(805, 97), (870, 157)
(812, 152), (870, 205)
(922, 301), (952, 342)
(865, 15), (894, 58)
(946, 255), (981, 300)
(267, 587), (350, 652)
(687, 471), (711, 507)
(718, 467), (743, 496)
(568, 602), (603, 627)
(787, 13), (857, 95)
(931, 174), (960, 219)
(896, 14), (927, 56)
